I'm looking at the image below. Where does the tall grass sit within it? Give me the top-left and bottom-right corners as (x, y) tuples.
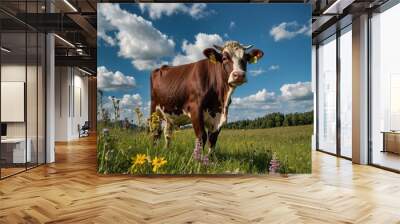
(97, 125), (312, 175)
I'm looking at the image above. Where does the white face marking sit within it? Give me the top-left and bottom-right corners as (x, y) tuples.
(225, 48), (247, 85)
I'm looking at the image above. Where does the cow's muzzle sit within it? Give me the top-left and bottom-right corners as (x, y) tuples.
(229, 71), (247, 86)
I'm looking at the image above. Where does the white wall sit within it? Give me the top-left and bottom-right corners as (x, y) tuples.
(1, 63), (46, 164)
(54, 67), (89, 141)
(1, 65), (26, 139)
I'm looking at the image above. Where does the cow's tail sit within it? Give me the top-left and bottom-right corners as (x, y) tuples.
(149, 69), (162, 143)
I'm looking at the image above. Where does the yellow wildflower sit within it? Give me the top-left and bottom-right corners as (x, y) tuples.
(132, 154), (147, 166)
(152, 156), (167, 172)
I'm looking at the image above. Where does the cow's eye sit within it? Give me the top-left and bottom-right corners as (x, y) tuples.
(222, 53), (230, 61)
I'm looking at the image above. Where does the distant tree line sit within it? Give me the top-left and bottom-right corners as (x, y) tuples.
(225, 111), (313, 129)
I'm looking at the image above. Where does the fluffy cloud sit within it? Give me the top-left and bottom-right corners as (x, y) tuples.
(270, 21), (311, 42)
(280, 81), (313, 101)
(97, 66), (136, 91)
(119, 94), (143, 109)
(138, 3), (209, 20)
(231, 89), (276, 109)
(132, 59), (169, 71)
(102, 94), (145, 121)
(248, 68), (266, 77)
(229, 81), (314, 121)
(172, 33), (224, 66)
(98, 3), (175, 71)
(268, 65), (280, 71)
(97, 11), (115, 46)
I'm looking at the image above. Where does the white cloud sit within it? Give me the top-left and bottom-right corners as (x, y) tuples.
(228, 82), (314, 121)
(131, 59), (169, 71)
(97, 11), (116, 46)
(249, 65), (279, 77)
(249, 68), (266, 77)
(268, 65), (280, 71)
(231, 89), (276, 109)
(103, 94), (144, 120)
(172, 33), (224, 66)
(229, 89), (279, 121)
(270, 21), (311, 42)
(98, 3), (175, 71)
(139, 3), (209, 20)
(229, 21), (236, 29)
(97, 66), (136, 91)
(280, 81), (313, 101)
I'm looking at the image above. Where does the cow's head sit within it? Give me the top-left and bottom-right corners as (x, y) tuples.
(203, 41), (264, 87)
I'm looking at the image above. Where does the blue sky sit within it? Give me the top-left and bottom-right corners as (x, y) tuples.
(97, 3), (312, 122)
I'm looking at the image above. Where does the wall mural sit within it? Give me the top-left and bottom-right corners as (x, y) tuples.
(97, 3), (312, 175)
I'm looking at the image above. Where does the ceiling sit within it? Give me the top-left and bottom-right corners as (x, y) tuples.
(311, 0), (390, 43)
(0, 0), (97, 74)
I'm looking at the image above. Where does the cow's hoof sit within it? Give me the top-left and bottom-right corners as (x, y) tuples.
(201, 155), (210, 165)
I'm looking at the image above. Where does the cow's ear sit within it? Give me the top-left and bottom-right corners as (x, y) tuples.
(247, 49), (264, 64)
(203, 48), (222, 64)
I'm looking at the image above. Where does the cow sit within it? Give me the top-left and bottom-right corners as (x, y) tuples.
(150, 41), (264, 163)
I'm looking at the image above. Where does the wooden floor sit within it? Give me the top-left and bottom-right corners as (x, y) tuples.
(1, 135), (400, 223)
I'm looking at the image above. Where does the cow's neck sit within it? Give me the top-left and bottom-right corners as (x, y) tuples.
(222, 86), (234, 113)
(216, 84), (235, 130)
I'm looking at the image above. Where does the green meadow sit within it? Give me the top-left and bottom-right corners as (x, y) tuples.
(97, 125), (312, 175)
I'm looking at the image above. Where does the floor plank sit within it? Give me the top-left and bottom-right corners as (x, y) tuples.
(0, 135), (400, 223)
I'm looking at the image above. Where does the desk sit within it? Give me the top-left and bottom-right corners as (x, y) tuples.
(1, 138), (31, 163)
(382, 131), (400, 154)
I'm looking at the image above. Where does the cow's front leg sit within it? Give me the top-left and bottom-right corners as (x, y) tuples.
(190, 108), (207, 161)
(202, 130), (220, 164)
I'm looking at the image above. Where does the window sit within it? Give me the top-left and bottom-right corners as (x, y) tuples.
(0, 1), (46, 179)
(339, 26), (352, 158)
(317, 35), (337, 154)
(370, 3), (400, 171)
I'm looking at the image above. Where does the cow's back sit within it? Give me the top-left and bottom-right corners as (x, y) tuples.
(151, 61), (207, 115)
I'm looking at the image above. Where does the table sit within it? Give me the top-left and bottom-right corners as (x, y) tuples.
(1, 138), (31, 164)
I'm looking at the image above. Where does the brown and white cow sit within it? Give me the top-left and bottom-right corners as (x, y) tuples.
(150, 41), (264, 163)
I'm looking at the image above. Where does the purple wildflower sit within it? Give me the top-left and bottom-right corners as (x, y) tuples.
(269, 153), (280, 174)
(193, 139), (202, 161)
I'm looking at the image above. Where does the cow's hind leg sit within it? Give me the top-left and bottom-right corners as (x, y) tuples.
(163, 119), (173, 149)
(190, 108), (207, 161)
(149, 104), (162, 146)
(150, 120), (162, 146)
